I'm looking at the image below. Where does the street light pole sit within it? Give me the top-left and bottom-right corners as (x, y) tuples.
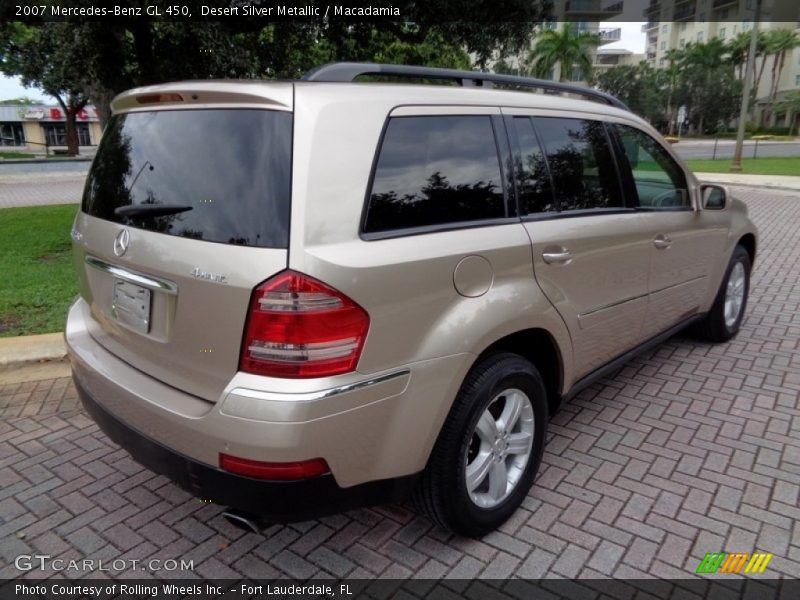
(731, 0), (762, 172)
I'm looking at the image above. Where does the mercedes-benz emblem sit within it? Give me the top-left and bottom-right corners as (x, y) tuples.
(113, 229), (130, 257)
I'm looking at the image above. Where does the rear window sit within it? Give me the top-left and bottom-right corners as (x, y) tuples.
(82, 109), (292, 248)
(363, 116), (506, 234)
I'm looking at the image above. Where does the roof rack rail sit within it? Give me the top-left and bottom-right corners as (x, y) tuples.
(301, 62), (630, 111)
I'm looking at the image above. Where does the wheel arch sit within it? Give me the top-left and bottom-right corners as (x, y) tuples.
(738, 233), (756, 264)
(473, 328), (565, 416)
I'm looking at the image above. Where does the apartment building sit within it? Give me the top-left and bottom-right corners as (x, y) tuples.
(643, 0), (800, 127)
(492, 0), (627, 82)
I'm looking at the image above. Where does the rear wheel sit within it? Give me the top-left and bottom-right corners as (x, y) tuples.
(412, 353), (548, 537)
(694, 245), (751, 343)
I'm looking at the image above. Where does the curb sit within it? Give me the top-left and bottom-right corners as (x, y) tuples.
(0, 332), (67, 367)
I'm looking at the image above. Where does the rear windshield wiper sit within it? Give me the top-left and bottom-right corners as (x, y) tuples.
(114, 204), (193, 218)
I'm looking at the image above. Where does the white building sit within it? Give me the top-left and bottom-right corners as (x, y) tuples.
(642, 0), (800, 128)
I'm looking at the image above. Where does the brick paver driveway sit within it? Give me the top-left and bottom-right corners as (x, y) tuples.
(1, 186), (798, 580)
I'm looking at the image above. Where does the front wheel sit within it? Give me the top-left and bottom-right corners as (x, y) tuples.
(694, 244), (752, 343)
(412, 353), (548, 537)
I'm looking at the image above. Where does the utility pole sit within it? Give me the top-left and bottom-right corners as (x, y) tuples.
(731, 0), (762, 172)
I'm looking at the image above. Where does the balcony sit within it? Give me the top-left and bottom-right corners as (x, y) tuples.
(598, 28), (622, 44)
(565, 0), (624, 17)
(646, 51), (657, 60)
(642, 22), (658, 31)
(643, 1), (660, 18)
(673, 2), (697, 20)
(713, 0), (737, 8)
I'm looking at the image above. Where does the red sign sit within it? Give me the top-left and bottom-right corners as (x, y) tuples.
(49, 107), (62, 120)
(77, 109), (88, 120)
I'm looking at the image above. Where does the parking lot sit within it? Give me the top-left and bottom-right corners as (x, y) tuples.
(1, 186), (798, 580)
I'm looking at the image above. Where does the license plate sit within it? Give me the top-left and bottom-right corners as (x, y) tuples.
(112, 279), (151, 334)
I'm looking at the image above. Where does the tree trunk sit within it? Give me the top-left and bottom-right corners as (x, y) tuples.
(64, 108), (79, 156)
(752, 53), (770, 121)
(763, 51), (785, 127)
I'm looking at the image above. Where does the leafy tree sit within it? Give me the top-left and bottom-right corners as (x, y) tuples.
(676, 39), (740, 134)
(1, 22), (92, 155)
(1, 0), (550, 126)
(0, 96), (40, 104)
(526, 23), (599, 82)
(594, 65), (645, 113)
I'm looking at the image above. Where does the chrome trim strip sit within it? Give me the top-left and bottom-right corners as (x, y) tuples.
(85, 256), (178, 295)
(230, 369), (411, 403)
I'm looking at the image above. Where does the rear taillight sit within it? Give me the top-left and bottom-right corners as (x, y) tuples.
(239, 270), (370, 378)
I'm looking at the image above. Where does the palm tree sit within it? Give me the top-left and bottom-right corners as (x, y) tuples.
(775, 91), (800, 135)
(727, 31), (752, 80)
(525, 23), (599, 82)
(679, 40), (732, 134)
(763, 29), (800, 125)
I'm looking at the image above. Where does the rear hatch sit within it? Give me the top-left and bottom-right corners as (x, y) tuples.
(72, 84), (293, 402)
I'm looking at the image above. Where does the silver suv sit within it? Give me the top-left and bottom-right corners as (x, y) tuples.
(67, 63), (757, 537)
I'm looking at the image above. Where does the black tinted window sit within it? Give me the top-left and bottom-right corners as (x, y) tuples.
(511, 117), (556, 215)
(83, 109), (292, 248)
(614, 124), (689, 209)
(534, 117), (623, 212)
(364, 116), (505, 233)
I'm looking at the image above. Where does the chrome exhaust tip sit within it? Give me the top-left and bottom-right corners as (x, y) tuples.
(222, 510), (264, 534)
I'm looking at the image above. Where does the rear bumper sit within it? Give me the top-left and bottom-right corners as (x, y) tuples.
(66, 297), (472, 515)
(76, 378), (417, 520)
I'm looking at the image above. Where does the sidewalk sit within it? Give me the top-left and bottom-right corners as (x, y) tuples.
(694, 172), (800, 192)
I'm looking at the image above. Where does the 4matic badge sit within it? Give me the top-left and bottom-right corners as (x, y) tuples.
(190, 267), (227, 284)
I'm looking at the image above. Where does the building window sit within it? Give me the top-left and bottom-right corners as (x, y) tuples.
(0, 123), (25, 146)
(661, 24), (669, 33)
(795, 74), (800, 87)
(680, 38), (686, 47)
(697, 31), (705, 42)
(719, 28), (726, 39)
(660, 41), (666, 50)
(659, 58), (666, 66)
(743, 21), (751, 31)
(680, 23), (687, 31)
(733, 25), (738, 34)
(42, 123), (91, 146)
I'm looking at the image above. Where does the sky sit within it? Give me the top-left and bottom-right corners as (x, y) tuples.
(0, 22), (647, 102)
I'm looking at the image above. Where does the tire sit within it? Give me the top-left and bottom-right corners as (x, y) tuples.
(694, 244), (751, 343)
(412, 352), (548, 537)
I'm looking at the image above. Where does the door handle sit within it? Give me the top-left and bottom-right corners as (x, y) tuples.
(542, 248), (572, 264)
(653, 234), (672, 250)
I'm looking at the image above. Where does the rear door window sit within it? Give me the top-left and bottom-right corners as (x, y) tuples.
(363, 116), (506, 234)
(509, 116), (557, 215)
(82, 109), (292, 248)
(532, 117), (624, 212)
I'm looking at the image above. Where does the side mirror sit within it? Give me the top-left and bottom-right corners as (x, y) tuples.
(701, 184), (728, 210)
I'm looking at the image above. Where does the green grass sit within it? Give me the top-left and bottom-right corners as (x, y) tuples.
(0, 205), (78, 337)
(683, 157), (800, 176)
(0, 150), (36, 159)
